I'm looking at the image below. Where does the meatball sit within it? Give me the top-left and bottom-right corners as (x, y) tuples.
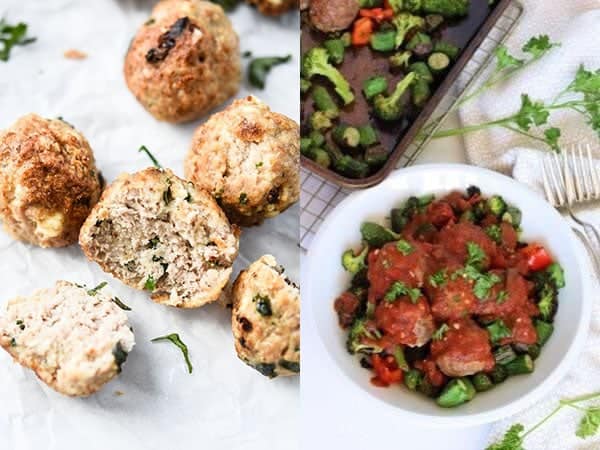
(436, 222), (497, 269)
(367, 241), (431, 301)
(184, 96), (299, 226)
(334, 291), (361, 328)
(124, 0), (240, 123)
(0, 281), (134, 397)
(232, 255), (300, 378)
(375, 296), (435, 347)
(79, 168), (239, 308)
(0, 114), (102, 247)
(309, 0), (359, 32)
(431, 319), (495, 377)
(427, 275), (478, 321)
(246, 0), (298, 15)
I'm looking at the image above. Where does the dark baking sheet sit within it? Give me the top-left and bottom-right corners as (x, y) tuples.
(301, 0), (512, 188)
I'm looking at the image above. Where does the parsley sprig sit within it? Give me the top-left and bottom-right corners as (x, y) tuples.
(430, 35), (600, 151)
(0, 19), (36, 62)
(151, 333), (193, 374)
(384, 281), (421, 304)
(488, 391), (600, 449)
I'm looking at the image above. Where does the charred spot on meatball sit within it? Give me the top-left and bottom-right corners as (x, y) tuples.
(146, 17), (193, 63)
(238, 316), (253, 332)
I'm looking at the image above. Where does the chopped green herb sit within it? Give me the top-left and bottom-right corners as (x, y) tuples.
(248, 55), (292, 89)
(144, 17), (156, 25)
(396, 239), (414, 255)
(496, 290), (509, 304)
(0, 19), (36, 62)
(384, 281), (421, 304)
(429, 269), (447, 288)
(473, 272), (501, 300)
(576, 407), (600, 439)
(254, 362), (277, 378)
(146, 236), (160, 249)
(239, 193), (248, 205)
(16, 319), (25, 330)
(112, 297), (132, 311)
(144, 275), (156, 291)
(163, 179), (173, 205)
(87, 281), (108, 296)
(10, 337), (16, 347)
(485, 224), (502, 243)
(466, 242), (486, 269)
(254, 295), (272, 316)
(242, 50), (252, 58)
(112, 342), (129, 373)
(138, 145), (162, 169)
(432, 324), (449, 341)
(151, 333), (193, 374)
(255, 161), (263, 168)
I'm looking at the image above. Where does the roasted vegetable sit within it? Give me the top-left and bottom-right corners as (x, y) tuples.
(434, 40), (460, 59)
(326, 146), (370, 178)
(437, 378), (476, 407)
(390, 0), (470, 17)
(502, 205), (522, 227)
(305, 147), (332, 168)
(373, 72), (417, 121)
(302, 47), (355, 105)
(409, 61), (434, 83)
(310, 110), (335, 131)
(346, 318), (383, 354)
(391, 13), (425, 48)
(504, 354), (534, 375)
(358, 125), (379, 147)
(364, 145), (389, 168)
(472, 373), (494, 392)
(309, 130), (326, 148)
(363, 76), (389, 101)
(300, 78), (311, 95)
(324, 38), (346, 65)
(535, 320), (554, 346)
(332, 124), (361, 149)
(312, 85), (339, 115)
(360, 222), (400, 247)
(406, 32), (433, 56)
(427, 52), (451, 73)
(404, 369), (423, 390)
(412, 79), (431, 107)
(371, 30), (397, 52)
(389, 50), (412, 69)
(342, 246), (368, 274)
(425, 14), (444, 31)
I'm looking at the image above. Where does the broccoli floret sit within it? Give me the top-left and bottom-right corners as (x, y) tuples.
(389, 50), (412, 69)
(390, 0), (469, 17)
(537, 283), (558, 321)
(487, 195), (507, 217)
(391, 13), (425, 48)
(326, 146), (369, 179)
(342, 246), (368, 274)
(346, 318), (383, 355)
(546, 262), (566, 289)
(302, 47), (355, 105)
(310, 110), (335, 131)
(373, 72), (417, 121)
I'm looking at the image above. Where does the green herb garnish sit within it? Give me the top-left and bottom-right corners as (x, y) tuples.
(496, 290), (509, 304)
(486, 319), (511, 345)
(466, 242), (486, 269)
(112, 342), (128, 373)
(432, 324), (449, 341)
(144, 275), (156, 291)
(248, 55), (292, 89)
(429, 269), (448, 288)
(138, 145), (162, 169)
(254, 295), (272, 316)
(396, 239), (414, 256)
(473, 272), (502, 300)
(112, 297), (132, 311)
(239, 193), (248, 205)
(151, 333), (193, 374)
(384, 281), (421, 304)
(146, 236), (160, 249)
(0, 19), (36, 62)
(87, 281), (107, 296)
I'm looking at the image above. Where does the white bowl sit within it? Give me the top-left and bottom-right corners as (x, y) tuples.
(305, 164), (591, 426)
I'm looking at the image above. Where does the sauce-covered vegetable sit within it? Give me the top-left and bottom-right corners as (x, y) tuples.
(334, 187), (564, 407)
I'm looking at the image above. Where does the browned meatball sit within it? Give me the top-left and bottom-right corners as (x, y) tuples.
(246, 0), (298, 15)
(0, 114), (102, 247)
(436, 222), (497, 269)
(427, 275), (478, 321)
(431, 319), (495, 377)
(124, 0), (240, 123)
(309, 0), (359, 33)
(375, 296), (435, 347)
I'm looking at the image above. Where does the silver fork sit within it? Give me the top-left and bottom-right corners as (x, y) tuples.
(541, 143), (600, 277)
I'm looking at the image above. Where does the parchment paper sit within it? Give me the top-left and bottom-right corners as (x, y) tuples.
(0, 1), (299, 449)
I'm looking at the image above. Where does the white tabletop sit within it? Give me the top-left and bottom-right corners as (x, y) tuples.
(301, 112), (493, 450)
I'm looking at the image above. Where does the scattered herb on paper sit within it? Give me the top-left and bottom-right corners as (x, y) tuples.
(0, 19), (36, 62)
(248, 55), (292, 89)
(151, 333), (193, 373)
(138, 145), (163, 169)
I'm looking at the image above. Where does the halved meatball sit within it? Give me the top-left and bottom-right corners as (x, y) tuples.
(0, 114), (102, 247)
(309, 0), (359, 32)
(431, 319), (495, 377)
(436, 222), (497, 269)
(232, 255), (300, 378)
(0, 281), (134, 397)
(185, 96), (299, 226)
(367, 241), (431, 301)
(124, 0), (240, 123)
(79, 168), (239, 308)
(375, 296), (435, 347)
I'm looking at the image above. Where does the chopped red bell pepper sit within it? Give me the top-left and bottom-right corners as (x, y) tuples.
(521, 244), (553, 271)
(359, 8), (394, 22)
(352, 17), (374, 46)
(371, 354), (403, 387)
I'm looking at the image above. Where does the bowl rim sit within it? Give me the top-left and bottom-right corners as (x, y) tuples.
(305, 163), (592, 427)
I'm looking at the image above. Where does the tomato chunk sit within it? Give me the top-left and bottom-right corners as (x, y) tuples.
(371, 354), (403, 387)
(521, 244), (553, 271)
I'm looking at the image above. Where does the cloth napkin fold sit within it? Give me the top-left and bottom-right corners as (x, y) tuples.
(455, 0), (600, 448)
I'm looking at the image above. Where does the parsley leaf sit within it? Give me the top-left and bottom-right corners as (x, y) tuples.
(151, 333), (193, 373)
(466, 242), (486, 269)
(396, 239), (414, 255)
(496, 290), (509, 304)
(138, 145), (162, 169)
(544, 127), (561, 151)
(485, 224), (502, 243)
(486, 423), (525, 450)
(429, 269), (447, 288)
(473, 272), (501, 300)
(248, 55), (292, 89)
(522, 34), (558, 58)
(576, 408), (600, 439)
(144, 275), (156, 291)
(515, 94), (550, 131)
(494, 46), (524, 72)
(384, 281), (421, 304)
(87, 281), (107, 296)
(112, 297), (132, 311)
(0, 19), (36, 62)
(432, 324), (449, 341)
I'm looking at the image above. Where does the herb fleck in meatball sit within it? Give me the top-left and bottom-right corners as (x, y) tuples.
(184, 96), (299, 226)
(232, 255), (300, 378)
(79, 168), (239, 308)
(124, 0), (241, 123)
(0, 281), (135, 397)
(0, 114), (102, 247)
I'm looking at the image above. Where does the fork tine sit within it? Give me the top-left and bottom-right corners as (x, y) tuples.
(573, 145), (585, 202)
(578, 143), (591, 202)
(563, 150), (576, 205)
(587, 143), (600, 201)
(541, 156), (558, 206)
(549, 152), (566, 206)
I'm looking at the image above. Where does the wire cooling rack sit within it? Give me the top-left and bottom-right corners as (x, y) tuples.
(300, 1), (524, 251)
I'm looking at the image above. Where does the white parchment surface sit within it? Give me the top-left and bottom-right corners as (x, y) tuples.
(0, 1), (300, 449)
